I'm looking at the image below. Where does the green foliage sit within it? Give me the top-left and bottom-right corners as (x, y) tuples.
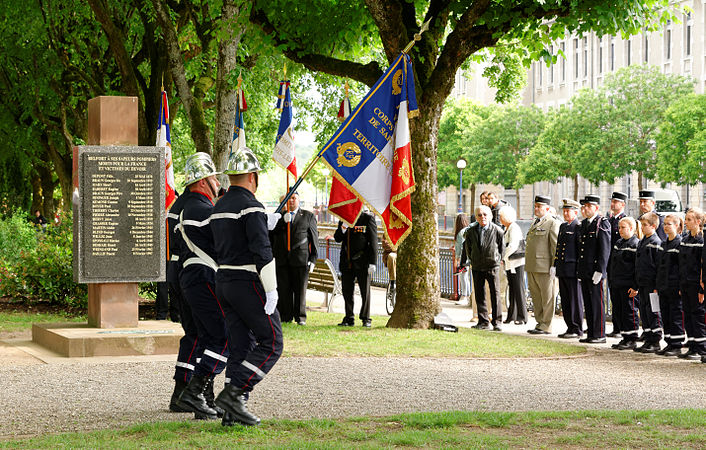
(0, 212), (86, 308)
(656, 93), (706, 184)
(0, 209), (38, 266)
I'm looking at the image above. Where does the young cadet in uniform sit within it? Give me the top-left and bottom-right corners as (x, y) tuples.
(334, 210), (378, 327)
(609, 217), (641, 350)
(655, 214), (685, 356)
(638, 190), (667, 241)
(175, 153), (228, 419)
(679, 208), (706, 361)
(606, 191), (628, 337)
(210, 147), (284, 426)
(270, 192), (318, 325)
(555, 198), (584, 339)
(167, 190), (202, 413)
(630, 212), (663, 353)
(576, 195), (611, 344)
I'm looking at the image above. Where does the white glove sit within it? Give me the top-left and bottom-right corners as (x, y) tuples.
(549, 266), (556, 278)
(341, 223), (348, 231)
(368, 264), (376, 276)
(592, 271), (602, 285)
(264, 290), (278, 315)
(266, 213), (281, 231)
(284, 211), (294, 223)
(308, 261), (316, 274)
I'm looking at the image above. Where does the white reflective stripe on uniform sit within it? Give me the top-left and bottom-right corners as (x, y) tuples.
(664, 333), (671, 338)
(176, 361), (195, 371)
(646, 244), (661, 249)
(210, 207), (266, 222)
(622, 330), (638, 334)
(203, 349), (228, 363)
(259, 259), (278, 293)
(618, 247), (637, 252)
(196, 357), (201, 363)
(694, 337), (706, 342)
(219, 264), (257, 273)
(183, 257), (216, 270)
(680, 242), (704, 247)
(687, 337), (695, 341)
(170, 254), (180, 262)
(670, 334), (685, 339)
(241, 360), (266, 378)
(179, 211), (219, 271)
(224, 378), (231, 383)
(650, 327), (663, 332)
(168, 212), (179, 220)
(667, 248), (679, 253)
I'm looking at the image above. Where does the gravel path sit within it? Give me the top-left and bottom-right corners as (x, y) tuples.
(0, 349), (704, 438)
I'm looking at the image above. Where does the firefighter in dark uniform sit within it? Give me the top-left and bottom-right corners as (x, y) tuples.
(608, 216), (640, 350)
(174, 152), (228, 420)
(606, 191), (628, 337)
(167, 190), (203, 413)
(576, 194), (611, 344)
(555, 198), (583, 339)
(638, 190), (667, 241)
(271, 191), (318, 325)
(210, 147), (283, 426)
(631, 212), (663, 353)
(655, 215), (684, 356)
(334, 211), (378, 327)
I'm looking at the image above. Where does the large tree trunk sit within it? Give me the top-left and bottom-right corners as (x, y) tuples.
(573, 174), (579, 201)
(37, 163), (55, 218)
(387, 104), (442, 328)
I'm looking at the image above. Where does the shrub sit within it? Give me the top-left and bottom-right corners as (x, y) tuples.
(0, 212), (87, 308)
(0, 209), (38, 267)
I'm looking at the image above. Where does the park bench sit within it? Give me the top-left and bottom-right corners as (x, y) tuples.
(307, 258), (341, 312)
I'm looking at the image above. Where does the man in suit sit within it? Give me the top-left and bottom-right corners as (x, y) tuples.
(334, 210), (378, 327)
(577, 194), (612, 344)
(271, 192), (319, 325)
(461, 205), (505, 331)
(555, 198), (583, 338)
(606, 191), (628, 337)
(638, 190), (666, 241)
(525, 195), (561, 334)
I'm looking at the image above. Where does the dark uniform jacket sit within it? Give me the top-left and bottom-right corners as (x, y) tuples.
(607, 212), (626, 249)
(576, 214), (611, 279)
(210, 185), (275, 286)
(178, 190), (217, 288)
(554, 219), (580, 278)
(634, 233), (661, 290)
(656, 234), (681, 290)
(461, 222), (504, 271)
(679, 232), (703, 286)
(271, 208), (318, 267)
(167, 192), (187, 283)
(608, 235), (638, 287)
(334, 213), (378, 272)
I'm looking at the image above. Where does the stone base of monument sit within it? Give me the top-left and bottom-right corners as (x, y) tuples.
(32, 320), (184, 358)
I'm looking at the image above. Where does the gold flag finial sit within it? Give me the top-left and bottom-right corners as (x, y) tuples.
(237, 70), (243, 89)
(402, 18), (432, 54)
(344, 80), (349, 97)
(283, 62), (287, 80)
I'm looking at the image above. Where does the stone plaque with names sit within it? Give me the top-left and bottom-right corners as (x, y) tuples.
(75, 146), (166, 283)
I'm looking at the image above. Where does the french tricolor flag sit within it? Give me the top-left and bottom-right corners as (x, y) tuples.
(322, 53), (417, 249)
(156, 91), (176, 210)
(274, 81), (297, 178)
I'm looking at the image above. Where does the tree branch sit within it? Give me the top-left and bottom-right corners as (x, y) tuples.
(364, 0), (408, 63)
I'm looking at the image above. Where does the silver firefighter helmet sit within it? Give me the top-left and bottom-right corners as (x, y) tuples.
(224, 146), (262, 175)
(183, 152), (220, 186)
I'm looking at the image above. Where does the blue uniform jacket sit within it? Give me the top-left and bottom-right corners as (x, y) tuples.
(634, 233), (661, 290)
(576, 215), (611, 279)
(166, 192), (187, 283)
(679, 232), (703, 286)
(609, 235), (638, 287)
(178, 190), (217, 288)
(554, 219), (580, 278)
(656, 234), (682, 290)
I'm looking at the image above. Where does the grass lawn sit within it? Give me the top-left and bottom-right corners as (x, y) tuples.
(280, 311), (585, 358)
(1, 409), (704, 448)
(0, 310), (85, 333)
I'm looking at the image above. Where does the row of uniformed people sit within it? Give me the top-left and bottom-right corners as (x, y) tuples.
(554, 191), (706, 362)
(167, 148), (284, 426)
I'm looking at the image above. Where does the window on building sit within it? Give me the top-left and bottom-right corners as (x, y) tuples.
(583, 37), (588, 77)
(549, 45), (554, 85)
(610, 38), (615, 71)
(574, 39), (579, 78)
(599, 37), (603, 73)
(538, 62), (542, 87)
(685, 12), (692, 57)
(665, 28), (672, 60)
(626, 39), (631, 66)
(644, 31), (649, 63)
(561, 42), (566, 82)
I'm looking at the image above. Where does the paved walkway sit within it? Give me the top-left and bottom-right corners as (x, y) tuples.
(0, 288), (704, 438)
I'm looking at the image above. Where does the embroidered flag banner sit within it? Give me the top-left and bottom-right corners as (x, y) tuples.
(323, 53), (418, 249)
(274, 81), (297, 178)
(156, 91), (176, 209)
(230, 87), (247, 156)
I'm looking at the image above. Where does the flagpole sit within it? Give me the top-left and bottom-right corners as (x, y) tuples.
(275, 23), (429, 214)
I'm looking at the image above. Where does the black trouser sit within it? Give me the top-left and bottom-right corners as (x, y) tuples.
(276, 265), (309, 323)
(638, 284), (662, 344)
(611, 285), (640, 342)
(579, 277), (605, 339)
(341, 267), (371, 323)
(472, 267), (502, 326)
(607, 280), (620, 334)
(681, 283), (706, 354)
(217, 279), (283, 392)
(171, 280), (201, 383)
(181, 279), (229, 378)
(659, 288), (684, 348)
(559, 277), (583, 335)
(505, 266), (527, 323)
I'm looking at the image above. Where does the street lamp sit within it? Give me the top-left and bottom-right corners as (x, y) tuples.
(456, 159), (466, 213)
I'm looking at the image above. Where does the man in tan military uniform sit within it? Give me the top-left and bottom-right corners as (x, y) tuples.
(525, 195), (561, 334)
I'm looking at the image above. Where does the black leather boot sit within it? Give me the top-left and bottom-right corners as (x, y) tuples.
(215, 384), (260, 426)
(202, 376), (224, 418)
(169, 379), (189, 412)
(177, 374), (218, 417)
